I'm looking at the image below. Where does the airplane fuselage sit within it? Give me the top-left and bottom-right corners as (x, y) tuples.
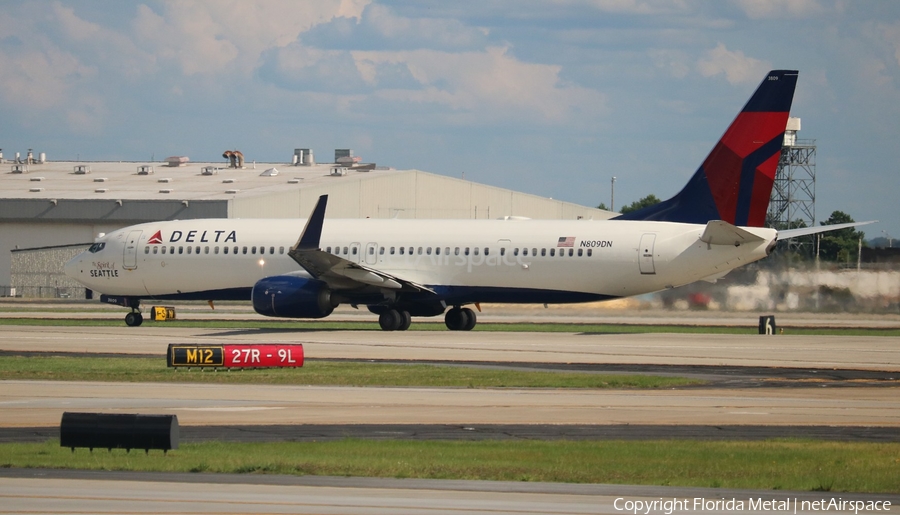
(66, 217), (776, 306)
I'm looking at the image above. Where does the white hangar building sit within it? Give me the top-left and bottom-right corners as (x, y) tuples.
(1, 150), (612, 297)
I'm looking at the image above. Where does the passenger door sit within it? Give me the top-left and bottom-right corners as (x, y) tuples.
(638, 233), (656, 275)
(123, 230), (142, 270)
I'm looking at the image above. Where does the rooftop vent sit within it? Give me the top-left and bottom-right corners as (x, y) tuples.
(287, 179), (301, 184)
(225, 189), (240, 194)
(260, 167), (279, 177)
(330, 167), (348, 176)
(159, 189), (173, 194)
(93, 178), (108, 182)
(73, 165), (90, 175)
(30, 177), (44, 182)
(29, 187), (44, 192)
(293, 148), (314, 166)
(137, 165), (154, 175)
(222, 150), (244, 169)
(158, 178), (172, 183)
(95, 188), (109, 193)
(222, 178), (235, 183)
(11, 164), (28, 174)
(201, 166), (218, 176)
(166, 156), (189, 167)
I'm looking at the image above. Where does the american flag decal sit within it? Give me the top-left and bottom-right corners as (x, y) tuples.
(557, 236), (575, 247)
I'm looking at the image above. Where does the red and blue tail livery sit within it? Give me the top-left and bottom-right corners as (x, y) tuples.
(615, 70), (798, 227)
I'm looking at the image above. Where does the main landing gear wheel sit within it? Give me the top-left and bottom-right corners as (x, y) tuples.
(445, 307), (476, 331)
(398, 310), (412, 331)
(124, 311), (143, 327)
(378, 309), (412, 331)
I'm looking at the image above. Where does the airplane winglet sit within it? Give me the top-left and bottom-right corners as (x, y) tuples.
(294, 195), (328, 251)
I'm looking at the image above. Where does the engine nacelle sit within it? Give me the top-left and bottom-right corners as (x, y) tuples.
(251, 276), (335, 319)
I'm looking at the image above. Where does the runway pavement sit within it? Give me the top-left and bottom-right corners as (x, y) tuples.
(2, 379), (899, 427)
(2, 325), (899, 370)
(2, 470), (898, 515)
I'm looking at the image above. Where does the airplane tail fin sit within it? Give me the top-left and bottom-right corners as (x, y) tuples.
(614, 70), (798, 227)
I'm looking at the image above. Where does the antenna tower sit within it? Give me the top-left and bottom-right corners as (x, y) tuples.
(766, 117), (816, 253)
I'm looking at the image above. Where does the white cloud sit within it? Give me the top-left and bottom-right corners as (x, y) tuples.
(353, 46), (606, 123)
(336, 0), (371, 19)
(52, 3), (154, 79)
(301, 3), (488, 51)
(362, 3), (485, 48)
(65, 94), (108, 134)
(649, 48), (691, 78)
(258, 43), (369, 93)
(696, 43), (770, 85)
(0, 44), (93, 111)
(131, 0), (371, 76)
(881, 21), (900, 68)
(730, 0), (825, 19)
(575, 0), (690, 15)
(0, 0), (374, 127)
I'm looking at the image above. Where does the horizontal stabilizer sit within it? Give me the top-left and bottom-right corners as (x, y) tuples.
(700, 220), (765, 246)
(778, 220), (876, 240)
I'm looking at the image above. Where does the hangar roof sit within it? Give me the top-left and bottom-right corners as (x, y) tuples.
(0, 160), (401, 201)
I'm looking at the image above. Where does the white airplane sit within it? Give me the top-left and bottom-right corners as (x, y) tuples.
(64, 70), (871, 330)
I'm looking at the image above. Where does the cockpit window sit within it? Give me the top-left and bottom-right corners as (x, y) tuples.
(88, 242), (106, 253)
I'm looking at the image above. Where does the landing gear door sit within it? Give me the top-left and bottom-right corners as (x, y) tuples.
(639, 233), (656, 275)
(123, 230), (142, 270)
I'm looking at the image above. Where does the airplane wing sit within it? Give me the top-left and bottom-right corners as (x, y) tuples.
(287, 195), (435, 294)
(778, 221), (877, 240)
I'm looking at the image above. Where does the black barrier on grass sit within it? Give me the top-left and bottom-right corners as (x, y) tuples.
(60, 412), (178, 453)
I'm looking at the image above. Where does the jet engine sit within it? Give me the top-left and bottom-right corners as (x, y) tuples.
(252, 276), (335, 318)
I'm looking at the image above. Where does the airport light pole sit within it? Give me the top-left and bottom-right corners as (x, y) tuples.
(611, 177), (616, 212)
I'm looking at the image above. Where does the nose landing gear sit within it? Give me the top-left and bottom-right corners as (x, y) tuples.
(124, 309), (143, 327)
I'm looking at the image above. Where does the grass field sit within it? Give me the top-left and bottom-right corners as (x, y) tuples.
(2, 439), (899, 493)
(0, 355), (699, 388)
(1, 317), (899, 336)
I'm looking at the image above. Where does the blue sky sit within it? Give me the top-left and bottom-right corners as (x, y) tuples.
(1, 0), (898, 239)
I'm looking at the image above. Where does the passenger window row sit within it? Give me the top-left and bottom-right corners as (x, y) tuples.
(142, 243), (595, 258)
(323, 246), (594, 258)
